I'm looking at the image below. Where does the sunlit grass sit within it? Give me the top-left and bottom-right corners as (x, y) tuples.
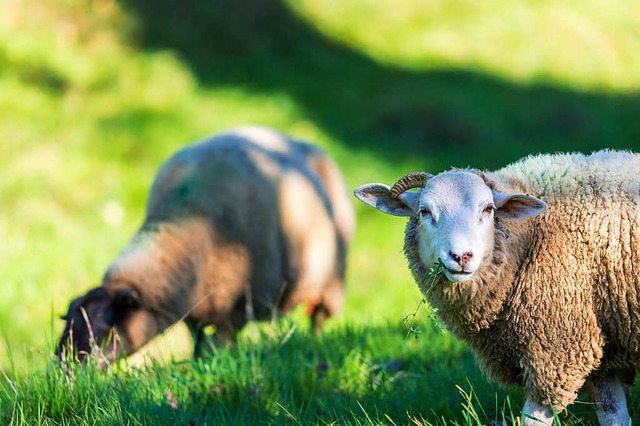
(288, 0), (640, 90)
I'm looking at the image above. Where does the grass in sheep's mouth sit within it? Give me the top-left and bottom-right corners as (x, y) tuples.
(403, 259), (446, 339)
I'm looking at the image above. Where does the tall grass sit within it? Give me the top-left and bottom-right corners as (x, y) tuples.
(1, 319), (525, 425)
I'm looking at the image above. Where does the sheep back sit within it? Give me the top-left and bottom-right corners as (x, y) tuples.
(143, 126), (351, 321)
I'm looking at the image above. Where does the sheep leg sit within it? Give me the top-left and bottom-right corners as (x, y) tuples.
(186, 317), (241, 358)
(522, 397), (554, 426)
(586, 376), (630, 426)
(310, 278), (344, 333)
(185, 319), (207, 358)
(310, 303), (331, 333)
(191, 327), (206, 359)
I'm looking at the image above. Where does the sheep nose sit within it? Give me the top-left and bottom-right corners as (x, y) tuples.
(449, 250), (473, 267)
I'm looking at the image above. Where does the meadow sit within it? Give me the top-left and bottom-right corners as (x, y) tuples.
(1, 0), (640, 423)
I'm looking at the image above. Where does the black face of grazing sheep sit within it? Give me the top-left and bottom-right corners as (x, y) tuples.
(56, 287), (140, 363)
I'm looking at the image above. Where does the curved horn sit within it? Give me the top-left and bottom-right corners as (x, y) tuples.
(390, 172), (432, 198)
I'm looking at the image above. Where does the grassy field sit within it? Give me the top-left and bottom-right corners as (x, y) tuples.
(1, 0), (640, 423)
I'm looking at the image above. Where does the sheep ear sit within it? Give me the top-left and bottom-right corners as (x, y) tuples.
(492, 191), (548, 220)
(59, 290), (96, 321)
(109, 288), (141, 324)
(353, 183), (418, 217)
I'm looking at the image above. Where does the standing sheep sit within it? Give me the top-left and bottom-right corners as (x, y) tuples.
(57, 126), (354, 363)
(354, 150), (640, 425)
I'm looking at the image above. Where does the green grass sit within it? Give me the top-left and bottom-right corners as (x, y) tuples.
(1, 318), (612, 424)
(1, 0), (640, 423)
(0, 319), (545, 425)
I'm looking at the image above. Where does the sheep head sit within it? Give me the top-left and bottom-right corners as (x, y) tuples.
(354, 170), (548, 283)
(56, 286), (141, 365)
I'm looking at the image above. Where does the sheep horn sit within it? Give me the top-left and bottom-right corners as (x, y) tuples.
(390, 172), (432, 198)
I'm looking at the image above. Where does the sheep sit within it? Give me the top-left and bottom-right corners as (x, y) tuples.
(354, 150), (640, 425)
(57, 126), (354, 363)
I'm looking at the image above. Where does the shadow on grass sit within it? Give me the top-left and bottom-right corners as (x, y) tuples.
(119, 0), (640, 170)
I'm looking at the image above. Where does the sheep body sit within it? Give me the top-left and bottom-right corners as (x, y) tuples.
(356, 150), (640, 424)
(58, 126), (353, 360)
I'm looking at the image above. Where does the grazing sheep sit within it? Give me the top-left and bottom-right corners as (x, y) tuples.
(354, 150), (640, 425)
(57, 126), (354, 363)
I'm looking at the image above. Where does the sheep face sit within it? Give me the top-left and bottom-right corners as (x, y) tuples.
(354, 170), (548, 282)
(56, 287), (140, 364)
(411, 172), (496, 282)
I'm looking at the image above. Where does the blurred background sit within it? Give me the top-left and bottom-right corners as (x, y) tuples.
(1, 0), (640, 375)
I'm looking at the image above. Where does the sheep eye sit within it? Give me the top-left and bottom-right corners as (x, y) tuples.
(418, 207), (434, 223)
(482, 204), (495, 215)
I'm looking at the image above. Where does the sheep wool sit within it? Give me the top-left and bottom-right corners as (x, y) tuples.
(403, 150), (640, 410)
(57, 126), (354, 362)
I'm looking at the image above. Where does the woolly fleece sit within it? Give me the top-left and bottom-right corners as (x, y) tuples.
(404, 150), (640, 410)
